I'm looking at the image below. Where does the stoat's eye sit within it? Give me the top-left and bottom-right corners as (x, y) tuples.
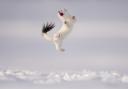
(64, 21), (67, 24)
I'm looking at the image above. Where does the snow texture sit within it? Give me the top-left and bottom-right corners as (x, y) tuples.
(0, 69), (128, 85)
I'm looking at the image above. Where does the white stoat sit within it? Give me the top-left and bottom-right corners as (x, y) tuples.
(42, 9), (76, 52)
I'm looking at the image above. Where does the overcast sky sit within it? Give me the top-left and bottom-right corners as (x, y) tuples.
(0, 0), (128, 72)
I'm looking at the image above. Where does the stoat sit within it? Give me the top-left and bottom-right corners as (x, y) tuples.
(42, 9), (76, 52)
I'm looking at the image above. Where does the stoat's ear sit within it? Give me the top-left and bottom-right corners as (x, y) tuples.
(72, 16), (75, 19)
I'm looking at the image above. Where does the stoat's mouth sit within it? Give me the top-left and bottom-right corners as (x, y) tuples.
(58, 10), (64, 16)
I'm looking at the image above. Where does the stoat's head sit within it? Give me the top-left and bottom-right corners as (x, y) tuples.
(57, 9), (76, 25)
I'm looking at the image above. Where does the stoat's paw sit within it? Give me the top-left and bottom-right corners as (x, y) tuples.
(60, 48), (65, 52)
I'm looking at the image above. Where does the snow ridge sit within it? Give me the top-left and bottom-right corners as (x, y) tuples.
(0, 69), (128, 85)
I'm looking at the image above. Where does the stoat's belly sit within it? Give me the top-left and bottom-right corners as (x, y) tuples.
(59, 26), (72, 37)
(53, 25), (73, 41)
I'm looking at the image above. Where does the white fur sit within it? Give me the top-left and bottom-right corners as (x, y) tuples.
(43, 9), (76, 52)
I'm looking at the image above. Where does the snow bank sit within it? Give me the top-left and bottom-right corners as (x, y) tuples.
(0, 69), (128, 85)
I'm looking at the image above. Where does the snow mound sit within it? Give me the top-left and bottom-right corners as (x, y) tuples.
(0, 69), (128, 85)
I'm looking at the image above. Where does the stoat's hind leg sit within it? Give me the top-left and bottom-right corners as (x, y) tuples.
(54, 41), (65, 52)
(53, 33), (65, 52)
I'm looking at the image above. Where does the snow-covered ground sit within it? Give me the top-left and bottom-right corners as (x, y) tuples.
(0, 69), (128, 89)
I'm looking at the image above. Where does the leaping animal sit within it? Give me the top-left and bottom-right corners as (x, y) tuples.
(42, 9), (76, 52)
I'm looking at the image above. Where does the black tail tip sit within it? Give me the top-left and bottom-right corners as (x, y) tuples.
(42, 22), (55, 33)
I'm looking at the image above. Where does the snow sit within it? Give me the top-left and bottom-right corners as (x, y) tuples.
(0, 69), (128, 85)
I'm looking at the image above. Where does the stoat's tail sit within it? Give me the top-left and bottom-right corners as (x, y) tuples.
(42, 23), (55, 42)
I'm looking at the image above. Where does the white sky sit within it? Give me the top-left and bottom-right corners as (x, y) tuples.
(0, 0), (128, 72)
